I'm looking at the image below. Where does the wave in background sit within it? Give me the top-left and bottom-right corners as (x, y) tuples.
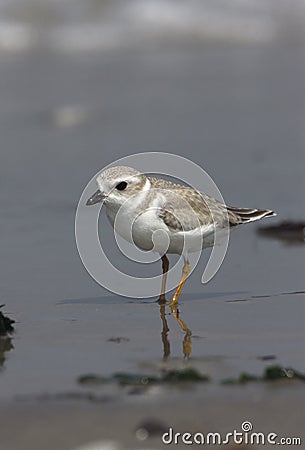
(0, 0), (305, 53)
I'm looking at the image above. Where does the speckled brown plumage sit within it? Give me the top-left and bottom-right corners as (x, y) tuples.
(147, 177), (274, 231)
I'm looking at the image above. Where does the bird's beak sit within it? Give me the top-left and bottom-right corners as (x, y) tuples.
(86, 189), (105, 206)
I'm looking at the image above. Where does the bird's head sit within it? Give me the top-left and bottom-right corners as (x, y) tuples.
(86, 166), (148, 208)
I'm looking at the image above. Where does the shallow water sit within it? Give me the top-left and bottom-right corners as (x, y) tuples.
(1, 41), (304, 399)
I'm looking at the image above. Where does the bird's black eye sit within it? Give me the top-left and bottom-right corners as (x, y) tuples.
(116, 181), (128, 191)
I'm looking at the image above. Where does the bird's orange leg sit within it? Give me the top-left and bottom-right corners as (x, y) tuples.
(158, 254), (169, 303)
(168, 260), (191, 307)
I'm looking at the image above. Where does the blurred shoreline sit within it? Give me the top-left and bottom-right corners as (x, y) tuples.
(1, 0), (305, 54)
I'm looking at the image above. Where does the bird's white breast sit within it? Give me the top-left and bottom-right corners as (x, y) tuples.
(104, 183), (220, 255)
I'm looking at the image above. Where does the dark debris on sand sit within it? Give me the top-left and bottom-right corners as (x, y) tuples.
(222, 365), (305, 385)
(0, 305), (15, 336)
(78, 365), (305, 388)
(0, 305), (15, 370)
(78, 368), (210, 387)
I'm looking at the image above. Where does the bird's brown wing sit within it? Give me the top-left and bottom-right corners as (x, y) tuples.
(148, 177), (230, 232)
(148, 177), (275, 231)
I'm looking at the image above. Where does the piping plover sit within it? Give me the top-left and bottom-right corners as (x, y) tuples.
(86, 166), (275, 305)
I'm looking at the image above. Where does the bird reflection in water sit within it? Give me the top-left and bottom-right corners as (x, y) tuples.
(158, 302), (192, 360)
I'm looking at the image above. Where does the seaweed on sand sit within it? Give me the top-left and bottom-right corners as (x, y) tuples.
(0, 305), (15, 336)
(78, 368), (210, 387)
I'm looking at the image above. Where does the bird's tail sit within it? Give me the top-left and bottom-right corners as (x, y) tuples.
(227, 206), (276, 226)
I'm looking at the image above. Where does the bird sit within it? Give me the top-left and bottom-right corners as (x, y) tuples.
(86, 166), (276, 306)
